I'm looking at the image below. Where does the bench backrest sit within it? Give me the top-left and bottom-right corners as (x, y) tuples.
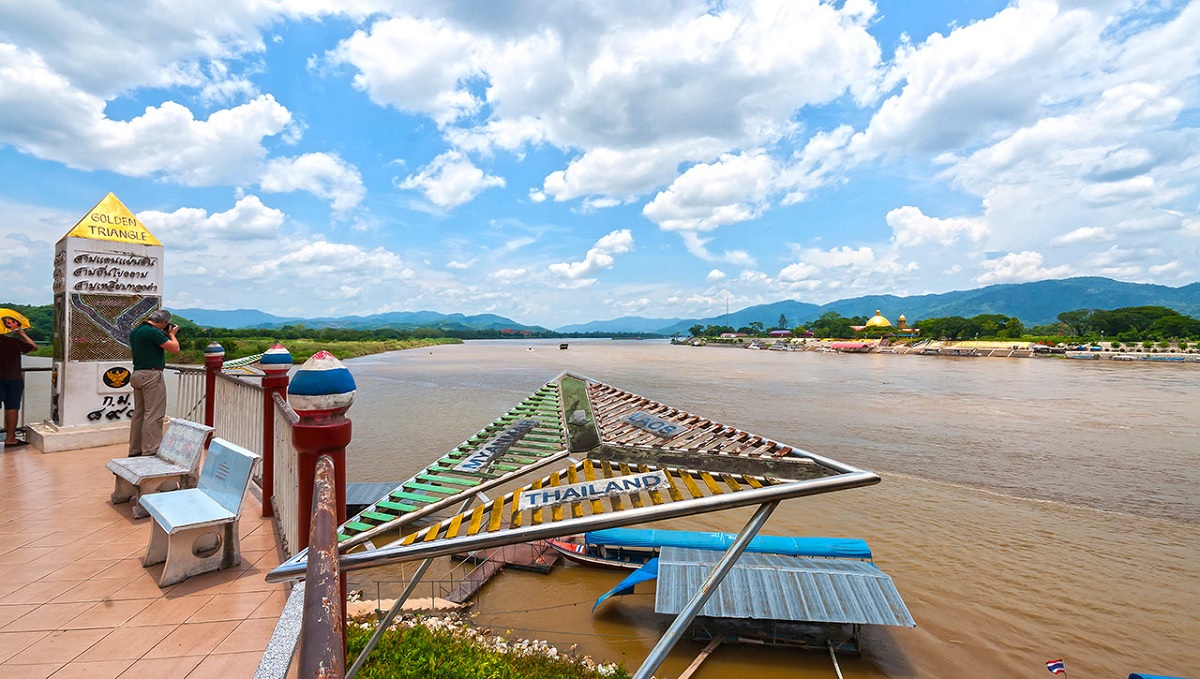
(158, 418), (214, 471)
(197, 438), (258, 517)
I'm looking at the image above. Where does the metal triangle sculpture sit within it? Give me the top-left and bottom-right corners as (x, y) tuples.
(268, 371), (879, 582)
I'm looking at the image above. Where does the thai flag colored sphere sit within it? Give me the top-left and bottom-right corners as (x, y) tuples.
(204, 342), (225, 358)
(288, 350), (356, 414)
(260, 343), (293, 374)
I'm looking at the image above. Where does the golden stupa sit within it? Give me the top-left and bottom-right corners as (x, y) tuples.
(865, 310), (892, 327)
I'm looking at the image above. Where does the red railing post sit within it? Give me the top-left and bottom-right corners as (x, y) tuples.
(203, 342), (224, 428)
(289, 349), (354, 649)
(259, 344), (293, 518)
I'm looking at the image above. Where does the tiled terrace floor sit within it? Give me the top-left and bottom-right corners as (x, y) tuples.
(0, 442), (290, 678)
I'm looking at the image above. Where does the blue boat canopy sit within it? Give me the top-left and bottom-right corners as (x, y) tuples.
(593, 558), (659, 610)
(1128, 674), (1192, 679)
(584, 528), (872, 560)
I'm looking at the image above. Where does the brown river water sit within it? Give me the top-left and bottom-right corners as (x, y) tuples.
(30, 338), (1195, 677)
(334, 339), (1198, 678)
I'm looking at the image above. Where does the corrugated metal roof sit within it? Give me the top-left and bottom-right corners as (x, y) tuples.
(654, 547), (915, 628)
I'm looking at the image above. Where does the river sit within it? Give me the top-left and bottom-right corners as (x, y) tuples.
(331, 339), (1198, 678)
(25, 339), (1196, 676)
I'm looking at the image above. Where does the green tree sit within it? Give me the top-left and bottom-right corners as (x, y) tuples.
(1057, 309), (1093, 336)
(748, 321), (764, 335)
(688, 324), (704, 337)
(777, 313), (788, 330)
(807, 312), (855, 338)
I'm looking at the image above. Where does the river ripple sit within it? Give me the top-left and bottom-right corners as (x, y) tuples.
(337, 340), (1198, 678)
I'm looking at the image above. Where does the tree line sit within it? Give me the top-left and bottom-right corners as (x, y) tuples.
(686, 305), (1200, 342)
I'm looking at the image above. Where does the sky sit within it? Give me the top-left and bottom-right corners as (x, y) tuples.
(1, 1), (1198, 329)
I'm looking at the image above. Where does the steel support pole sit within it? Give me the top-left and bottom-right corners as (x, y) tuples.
(344, 557), (435, 679)
(345, 496), (473, 679)
(632, 501), (779, 679)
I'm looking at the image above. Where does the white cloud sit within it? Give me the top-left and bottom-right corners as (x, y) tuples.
(778, 262), (821, 282)
(139, 195), (285, 250)
(491, 268), (528, 282)
(247, 240), (413, 281)
(1078, 175), (1156, 206)
(706, 269), (726, 282)
(548, 229), (634, 281)
(398, 151), (505, 208)
(643, 151), (777, 234)
(260, 153), (365, 214)
(332, 1), (882, 203)
(887, 206), (989, 247)
(1052, 226), (1113, 245)
(852, 0), (1104, 156)
(446, 260), (474, 270)
(0, 46), (293, 185)
(328, 15), (486, 126)
(975, 251), (1072, 284)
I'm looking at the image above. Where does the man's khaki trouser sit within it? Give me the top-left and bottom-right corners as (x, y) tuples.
(129, 369), (167, 457)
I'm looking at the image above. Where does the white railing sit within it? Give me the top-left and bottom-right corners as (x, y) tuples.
(171, 366), (206, 423)
(214, 372), (263, 456)
(272, 393), (301, 557)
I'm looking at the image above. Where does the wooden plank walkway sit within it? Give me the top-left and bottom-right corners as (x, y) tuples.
(446, 541), (561, 604)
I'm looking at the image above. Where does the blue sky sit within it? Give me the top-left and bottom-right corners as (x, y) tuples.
(2, 1), (1197, 328)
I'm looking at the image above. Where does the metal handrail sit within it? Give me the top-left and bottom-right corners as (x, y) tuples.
(299, 455), (345, 677)
(267, 470), (880, 583)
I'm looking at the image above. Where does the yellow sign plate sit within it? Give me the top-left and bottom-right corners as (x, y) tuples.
(66, 193), (161, 246)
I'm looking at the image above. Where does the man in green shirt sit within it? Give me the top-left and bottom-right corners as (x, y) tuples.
(128, 309), (179, 457)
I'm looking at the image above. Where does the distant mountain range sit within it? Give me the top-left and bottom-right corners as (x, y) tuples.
(172, 308), (551, 333)
(175, 277), (1199, 334)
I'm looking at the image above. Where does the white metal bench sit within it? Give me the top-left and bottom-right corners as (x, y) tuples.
(107, 418), (214, 519)
(139, 438), (258, 587)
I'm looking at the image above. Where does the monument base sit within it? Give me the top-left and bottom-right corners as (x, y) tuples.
(27, 420), (132, 453)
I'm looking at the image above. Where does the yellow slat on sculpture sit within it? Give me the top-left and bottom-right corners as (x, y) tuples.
(582, 459), (605, 515)
(601, 460), (624, 513)
(676, 469), (705, 499)
(663, 469), (685, 502)
(446, 512), (464, 540)
(566, 465), (584, 519)
(619, 463), (645, 508)
(488, 496), (507, 533)
(548, 473), (563, 523)
(465, 505), (485, 536)
(699, 471), (724, 495)
(638, 464), (666, 505)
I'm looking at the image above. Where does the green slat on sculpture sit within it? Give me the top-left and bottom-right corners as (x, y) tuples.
(335, 377), (566, 544)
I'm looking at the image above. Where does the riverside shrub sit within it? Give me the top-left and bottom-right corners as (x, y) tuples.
(346, 615), (631, 679)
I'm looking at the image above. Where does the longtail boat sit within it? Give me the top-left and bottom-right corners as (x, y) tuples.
(546, 527), (872, 570)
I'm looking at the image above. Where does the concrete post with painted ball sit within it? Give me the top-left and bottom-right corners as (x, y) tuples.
(203, 342), (224, 428)
(259, 343), (292, 518)
(288, 350), (354, 551)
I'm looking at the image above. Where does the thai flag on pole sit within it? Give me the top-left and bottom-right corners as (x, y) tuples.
(1046, 658), (1066, 675)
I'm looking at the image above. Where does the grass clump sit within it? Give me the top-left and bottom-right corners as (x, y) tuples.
(347, 614), (631, 679)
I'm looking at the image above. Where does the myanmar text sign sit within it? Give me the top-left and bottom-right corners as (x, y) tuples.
(453, 419), (540, 473)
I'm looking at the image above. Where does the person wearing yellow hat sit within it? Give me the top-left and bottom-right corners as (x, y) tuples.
(1, 315), (37, 448)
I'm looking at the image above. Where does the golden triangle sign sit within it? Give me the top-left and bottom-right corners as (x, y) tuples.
(66, 192), (162, 246)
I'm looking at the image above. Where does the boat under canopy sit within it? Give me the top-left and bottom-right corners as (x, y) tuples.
(582, 528), (872, 560)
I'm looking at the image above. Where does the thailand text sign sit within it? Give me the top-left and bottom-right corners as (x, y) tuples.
(518, 470), (670, 511)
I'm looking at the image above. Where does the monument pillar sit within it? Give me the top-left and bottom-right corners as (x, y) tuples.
(29, 193), (165, 452)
